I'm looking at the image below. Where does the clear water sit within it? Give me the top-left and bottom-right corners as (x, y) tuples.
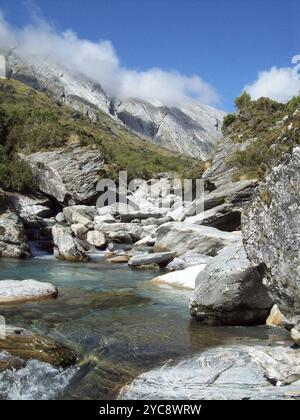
(0, 259), (290, 400)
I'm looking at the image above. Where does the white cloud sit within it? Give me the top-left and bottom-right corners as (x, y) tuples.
(245, 66), (300, 103)
(0, 12), (220, 106)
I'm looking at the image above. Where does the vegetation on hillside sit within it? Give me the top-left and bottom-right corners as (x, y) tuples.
(222, 92), (300, 180)
(0, 79), (205, 193)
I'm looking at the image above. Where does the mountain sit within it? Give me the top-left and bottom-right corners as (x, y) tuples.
(4, 51), (225, 160)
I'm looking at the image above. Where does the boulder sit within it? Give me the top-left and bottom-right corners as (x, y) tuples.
(21, 146), (104, 204)
(154, 222), (240, 257)
(0, 326), (76, 368)
(0, 280), (58, 304)
(86, 231), (106, 249)
(119, 211), (163, 223)
(8, 193), (53, 221)
(94, 215), (116, 224)
(107, 255), (131, 264)
(185, 203), (241, 232)
(291, 324), (300, 345)
(120, 345), (300, 400)
(95, 223), (143, 243)
(0, 210), (30, 258)
(151, 264), (207, 290)
(55, 212), (66, 223)
(249, 347), (300, 386)
(242, 147), (300, 317)
(203, 180), (258, 211)
(71, 223), (89, 240)
(63, 205), (97, 226)
(266, 305), (286, 327)
(190, 243), (273, 325)
(128, 252), (175, 268)
(166, 253), (213, 272)
(52, 224), (87, 262)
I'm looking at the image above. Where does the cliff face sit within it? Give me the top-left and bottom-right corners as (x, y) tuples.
(4, 52), (224, 160)
(242, 147), (300, 317)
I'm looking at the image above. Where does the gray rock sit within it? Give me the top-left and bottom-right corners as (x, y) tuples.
(55, 212), (66, 223)
(202, 135), (253, 188)
(7, 193), (53, 221)
(190, 243), (273, 325)
(166, 253), (213, 271)
(95, 223), (143, 243)
(203, 180), (258, 211)
(70, 223), (89, 240)
(21, 146), (104, 204)
(120, 346), (300, 400)
(119, 211), (163, 223)
(186, 203), (241, 232)
(249, 346), (300, 386)
(128, 252), (175, 268)
(154, 222), (241, 257)
(0, 280), (58, 304)
(0, 210), (30, 258)
(94, 215), (116, 224)
(86, 231), (107, 249)
(291, 324), (300, 345)
(242, 147), (300, 317)
(52, 224), (87, 262)
(63, 205), (97, 226)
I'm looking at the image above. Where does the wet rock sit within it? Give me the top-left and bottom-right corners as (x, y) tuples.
(128, 252), (175, 268)
(242, 147), (300, 317)
(107, 255), (131, 264)
(52, 224), (87, 262)
(86, 231), (107, 249)
(0, 280), (58, 304)
(0, 210), (30, 258)
(190, 242), (273, 325)
(0, 326), (76, 368)
(120, 346), (300, 400)
(21, 146), (104, 204)
(154, 222), (240, 257)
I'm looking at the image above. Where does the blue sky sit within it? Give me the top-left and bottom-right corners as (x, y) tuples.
(0, 0), (299, 111)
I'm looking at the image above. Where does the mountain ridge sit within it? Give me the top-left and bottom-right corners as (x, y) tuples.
(3, 50), (225, 160)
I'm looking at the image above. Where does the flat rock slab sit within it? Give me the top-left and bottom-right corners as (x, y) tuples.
(151, 264), (207, 290)
(0, 280), (58, 304)
(120, 346), (300, 400)
(0, 326), (76, 368)
(128, 252), (175, 268)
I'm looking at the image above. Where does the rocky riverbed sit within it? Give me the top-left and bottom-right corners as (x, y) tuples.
(0, 145), (299, 400)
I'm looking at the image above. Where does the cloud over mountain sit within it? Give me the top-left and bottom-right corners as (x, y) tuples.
(0, 11), (220, 106)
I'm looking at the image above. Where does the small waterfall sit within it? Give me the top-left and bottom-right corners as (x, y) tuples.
(28, 241), (54, 260)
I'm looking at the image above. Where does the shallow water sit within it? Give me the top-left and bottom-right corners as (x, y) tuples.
(0, 258), (290, 400)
